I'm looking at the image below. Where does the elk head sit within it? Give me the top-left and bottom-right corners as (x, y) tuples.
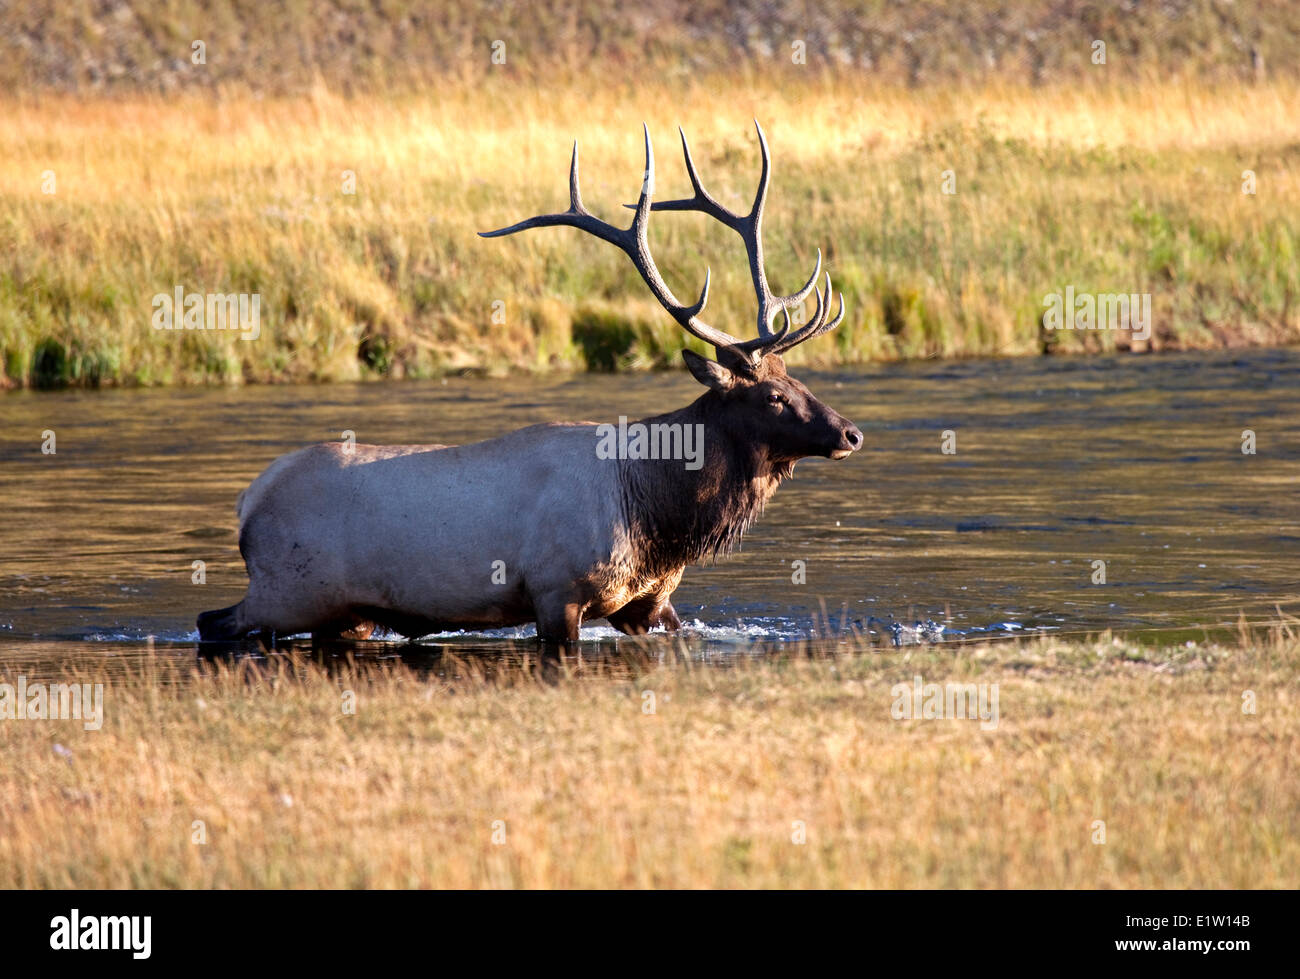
(480, 121), (862, 467)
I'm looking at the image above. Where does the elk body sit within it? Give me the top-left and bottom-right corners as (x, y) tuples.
(197, 123), (862, 643)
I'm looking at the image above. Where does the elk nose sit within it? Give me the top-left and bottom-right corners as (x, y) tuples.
(842, 424), (863, 451)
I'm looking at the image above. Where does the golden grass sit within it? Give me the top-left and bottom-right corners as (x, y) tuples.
(2, 624), (1297, 888)
(2, 75), (1298, 386)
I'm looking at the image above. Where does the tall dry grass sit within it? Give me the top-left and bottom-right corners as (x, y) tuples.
(2, 75), (1298, 386)
(2, 625), (1297, 887)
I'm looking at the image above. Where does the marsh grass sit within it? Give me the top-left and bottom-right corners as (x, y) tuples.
(2, 620), (1297, 888)
(2, 76), (1298, 387)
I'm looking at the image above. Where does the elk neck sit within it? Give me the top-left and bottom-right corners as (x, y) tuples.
(616, 393), (792, 575)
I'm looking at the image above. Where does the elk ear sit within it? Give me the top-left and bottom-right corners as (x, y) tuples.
(682, 349), (735, 392)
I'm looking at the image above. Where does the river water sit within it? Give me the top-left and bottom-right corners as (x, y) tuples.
(2, 348), (1297, 672)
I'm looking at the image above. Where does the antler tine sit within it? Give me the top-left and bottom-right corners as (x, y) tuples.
(786, 247), (824, 315)
(628, 120), (825, 346)
(479, 141), (605, 240)
(649, 127), (742, 226)
(568, 142), (583, 213)
(770, 272), (847, 355)
(480, 127), (746, 354)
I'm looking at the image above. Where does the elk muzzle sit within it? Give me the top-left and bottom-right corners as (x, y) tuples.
(829, 421), (863, 459)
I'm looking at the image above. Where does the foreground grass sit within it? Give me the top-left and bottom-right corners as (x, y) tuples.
(2, 626), (1297, 888)
(1, 75), (1298, 387)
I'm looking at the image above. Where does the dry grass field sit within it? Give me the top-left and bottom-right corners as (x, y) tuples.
(3, 623), (1296, 888)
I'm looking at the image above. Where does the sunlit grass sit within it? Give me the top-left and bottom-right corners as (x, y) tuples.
(1, 75), (1297, 387)
(2, 621), (1297, 888)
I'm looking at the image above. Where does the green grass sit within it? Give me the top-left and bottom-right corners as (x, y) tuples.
(1, 77), (1297, 387)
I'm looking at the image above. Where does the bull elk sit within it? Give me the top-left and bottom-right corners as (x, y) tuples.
(197, 122), (862, 643)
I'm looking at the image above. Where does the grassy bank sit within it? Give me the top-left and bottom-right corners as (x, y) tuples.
(2, 625), (1297, 887)
(2, 76), (1298, 387)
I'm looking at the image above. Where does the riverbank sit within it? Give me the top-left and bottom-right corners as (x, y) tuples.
(2, 77), (1298, 388)
(2, 623), (1297, 887)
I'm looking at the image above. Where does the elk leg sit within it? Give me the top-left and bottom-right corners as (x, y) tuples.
(197, 602), (247, 641)
(315, 612), (377, 641)
(608, 596), (682, 635)
(534, 595), (583, 643)
(655, 601), (682, 631)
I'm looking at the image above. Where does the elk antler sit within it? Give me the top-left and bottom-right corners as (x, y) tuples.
(480, 123), (845, 365)
(636, 121), (845, 356)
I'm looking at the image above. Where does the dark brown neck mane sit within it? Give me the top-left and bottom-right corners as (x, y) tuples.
(618, 394), (791, 577)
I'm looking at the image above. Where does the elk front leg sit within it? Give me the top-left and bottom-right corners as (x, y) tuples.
(655, 600), (682, 630)
(607, 595), (682, 635)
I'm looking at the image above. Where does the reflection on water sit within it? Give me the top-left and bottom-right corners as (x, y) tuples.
(2, 348), (1298, 674)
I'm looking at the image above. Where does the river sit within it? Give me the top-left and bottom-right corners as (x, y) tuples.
(2, 348), (1297, 674)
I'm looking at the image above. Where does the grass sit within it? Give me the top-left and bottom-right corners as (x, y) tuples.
(7, 0), (1297, 95)
(2, 622), (1297, 888)
(1, 74), (1298, 387)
